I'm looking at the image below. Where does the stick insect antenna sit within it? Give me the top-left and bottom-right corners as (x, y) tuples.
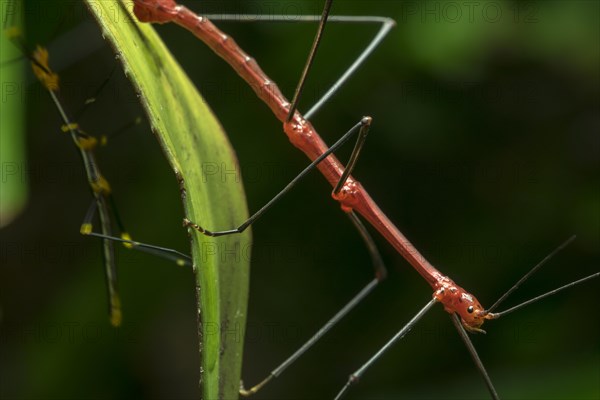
(484, 235), (599, 319)
(489, 272), (599, 319)
(487, 235), (575, 314)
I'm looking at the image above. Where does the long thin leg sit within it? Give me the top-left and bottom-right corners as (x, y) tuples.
(184, 117), (371, 236)
(240, 279), (379, 397)
(82, 199), (192, 267)
(346, 211), (386, 280)
(94, 195), (122, 327)
(450, 313), (500, 400)
(86, 231), (192, 267)
(303, 16), (395, 120)
(286, 0), (333, 122)
(334, 298), (438, 400)
(333, 118), (370, 196)
(240, 210), (386, 397)
(204, 13), (395, 120)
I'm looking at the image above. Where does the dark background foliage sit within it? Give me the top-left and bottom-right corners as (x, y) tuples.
(1, 1), (598, 399)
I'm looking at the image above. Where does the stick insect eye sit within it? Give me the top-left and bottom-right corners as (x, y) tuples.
(467, 306), (474, 314)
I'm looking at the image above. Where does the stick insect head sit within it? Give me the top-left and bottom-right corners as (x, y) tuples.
(434, 276), (493, 333)
(439, 237), (596, 333)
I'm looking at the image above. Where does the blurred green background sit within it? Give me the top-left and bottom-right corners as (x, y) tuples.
(0, 0), (598, 399)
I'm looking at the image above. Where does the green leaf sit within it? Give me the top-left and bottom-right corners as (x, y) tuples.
(85, 1), (251, 399)
(0, 8), (28, 228)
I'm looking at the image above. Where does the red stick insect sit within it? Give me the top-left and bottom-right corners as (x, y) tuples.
(128, 0), (599, 398)
(1, 0), (596, 398)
